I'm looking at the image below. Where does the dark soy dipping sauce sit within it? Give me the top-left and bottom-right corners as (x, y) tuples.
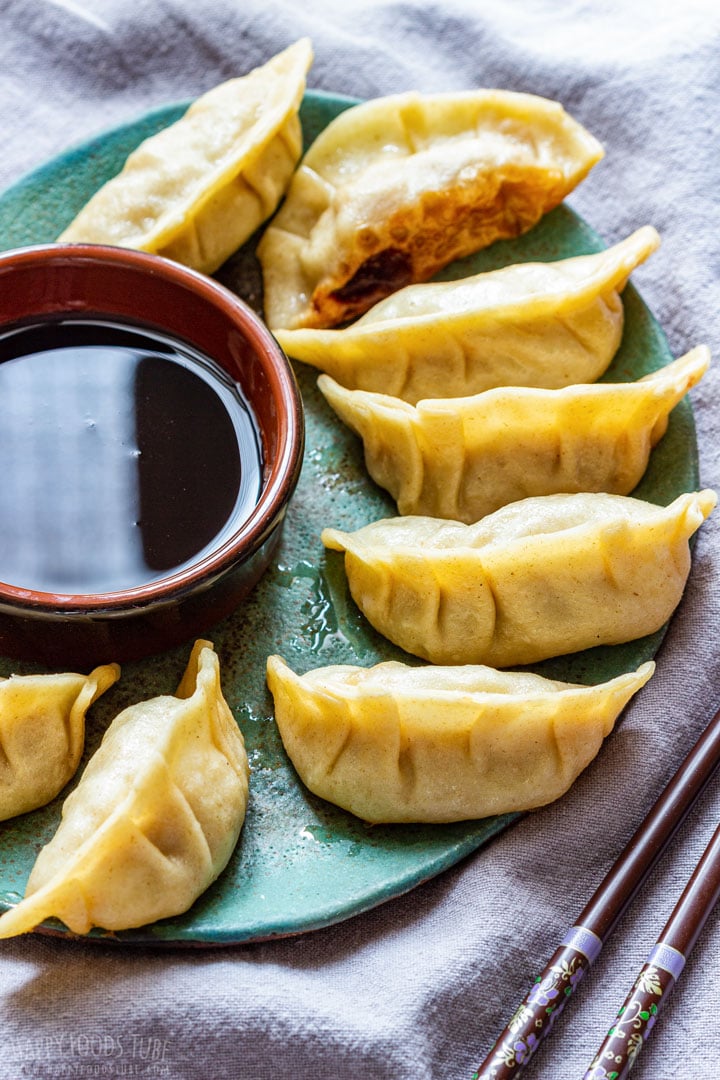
(0, 318), (263, 594)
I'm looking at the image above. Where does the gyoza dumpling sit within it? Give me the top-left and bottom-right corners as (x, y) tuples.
(0, 663), (119, 822)
(59, 39), (312, 274)
(267, 656), (654, 823)
(322, 491), (716, 667)
(274, 228), (658, 400)
(0, 641), (248, 937)
(259, 88), (603, 330)
(319, 347), (708, 522)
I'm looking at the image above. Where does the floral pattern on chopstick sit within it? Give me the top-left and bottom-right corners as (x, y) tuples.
(583, 964), (671, 1079)
(474, 949), (588, 1078)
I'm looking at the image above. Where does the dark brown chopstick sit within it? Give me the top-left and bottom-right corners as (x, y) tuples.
(472, 702), (720, 1080)
(583, 817), (720, 1079)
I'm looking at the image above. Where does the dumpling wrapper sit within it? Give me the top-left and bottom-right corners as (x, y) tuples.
(0, 640), (249, 937)
(58, 39), (312, 274)
(322, 490), (716, 667)
(266, 656), (655, 823)
(260, 88), (604, 330)
(319, 347), (709, 522)
(276, 228), (658, 401)
(0, 663), (119, 822)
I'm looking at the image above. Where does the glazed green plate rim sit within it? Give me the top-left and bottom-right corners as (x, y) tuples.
(0, 89), (699, 945)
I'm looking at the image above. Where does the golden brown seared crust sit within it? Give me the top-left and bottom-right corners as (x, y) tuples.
(260, 90), (604, 331)
(299, 166), (571, 328)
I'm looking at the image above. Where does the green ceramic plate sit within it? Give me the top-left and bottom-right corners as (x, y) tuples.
(0, 90), (699, 945)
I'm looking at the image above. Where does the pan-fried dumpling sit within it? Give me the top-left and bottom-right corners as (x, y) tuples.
(322, 491), (716, 667)
(59, 39), (312, 274)
(259, 88), (603, 330)
(274, 228), (658, 400)
(266, 655), (654, 823)
(0, 663), (119, 822)
(0, 640), (248, 937)
(319, 347), (709, 522)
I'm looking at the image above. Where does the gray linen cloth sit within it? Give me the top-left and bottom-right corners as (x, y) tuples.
(1, 1), (719, 1077)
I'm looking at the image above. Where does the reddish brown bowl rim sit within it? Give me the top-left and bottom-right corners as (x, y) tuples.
(0, 243), (304, 613)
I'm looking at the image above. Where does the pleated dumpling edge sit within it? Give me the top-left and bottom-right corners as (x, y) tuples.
(59, 38), (313, 274)
(0, 662), (120, 822)
(317, 345), (709, 522)
(275, 227), (659, 402)
(0, 640), (249, 938)
(322, 490), (716, 668)
(266, 655), (655, 823)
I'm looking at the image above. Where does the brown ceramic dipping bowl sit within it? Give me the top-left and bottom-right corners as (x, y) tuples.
(0, 243), (304, 667)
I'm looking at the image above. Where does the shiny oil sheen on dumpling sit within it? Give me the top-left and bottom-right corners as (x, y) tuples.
(319, 347), (708, 522)
(259, 88), (603, 330)
(274, 228), (657, 400)
(267, 656), (654, 823)
(59, 39), (312, 274)
(0, 663), (119, 822)
(322, 491), (716, 667)
(0, 641), (248, 937)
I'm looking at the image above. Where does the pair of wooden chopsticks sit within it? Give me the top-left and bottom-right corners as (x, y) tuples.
(472, 700), (720, 1080)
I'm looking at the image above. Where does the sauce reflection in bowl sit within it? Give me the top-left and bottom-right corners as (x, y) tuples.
(0, 243), (304, 666)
